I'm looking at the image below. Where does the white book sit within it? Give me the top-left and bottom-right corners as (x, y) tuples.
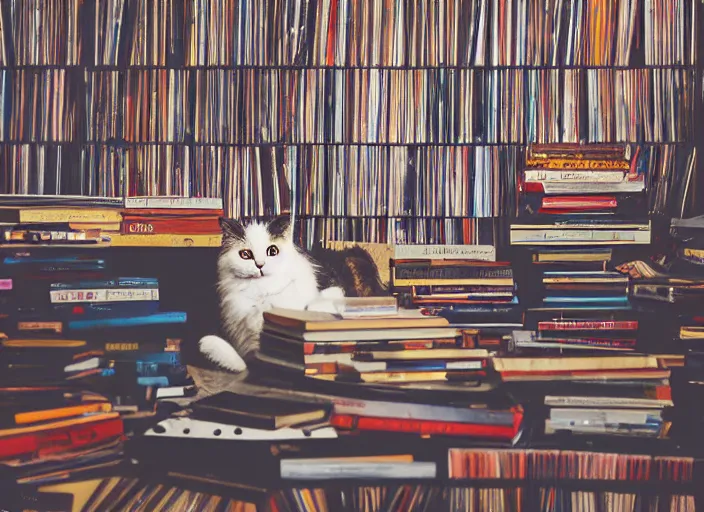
(541, 181), (644, 194)
(510, 229), (651, 245)
(280, 459), (436, 480)
(524, 170), (626, 183)
(549, 408), (661, 425)
(393, 244), (496, 261)
(332, 397), (513, 425)
(544, 396), (673, 408)
(124, 196), (223, 210)
(50, 288), (159, 303)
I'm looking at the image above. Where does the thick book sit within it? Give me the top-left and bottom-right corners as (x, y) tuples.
(330, 413), (520, 440)
(262, 324), (458, 342)
(493, 355), (659, 373)
(190, 391), (332, 430)
(262, 308), (450, 333)
(121, 215), (221, 235)
(0, 207), (122, 224)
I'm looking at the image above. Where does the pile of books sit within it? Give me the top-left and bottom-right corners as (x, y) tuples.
(0, 196), (224, 248)
(0, 247), (194, 484)
(511, 143), (650, 246)
(389, 243), (521, 351)
(249, 306), (523, 443)
(0, 201), (121, 246)
(498, 143), (678, 440)
(493, 349), (672, 438)
(256, 306), (487, 386)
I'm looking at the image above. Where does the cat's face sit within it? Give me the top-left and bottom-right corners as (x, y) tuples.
(218, 215), (296, 279)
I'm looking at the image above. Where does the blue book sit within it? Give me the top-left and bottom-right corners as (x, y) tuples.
(138, 376), (170, 387)
(3, 256), (97, 265)
(53, 301), (161, 319)
(50, 277), (159, 290)
(68, 311), (187, 330)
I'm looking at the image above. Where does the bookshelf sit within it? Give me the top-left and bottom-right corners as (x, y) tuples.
(0, 0), (700, 247)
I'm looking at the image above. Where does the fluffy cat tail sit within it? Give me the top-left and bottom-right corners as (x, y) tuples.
(199, 335), (247, 372)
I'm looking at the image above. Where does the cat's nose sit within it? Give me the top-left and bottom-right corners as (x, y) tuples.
(255, 262), (264, 269)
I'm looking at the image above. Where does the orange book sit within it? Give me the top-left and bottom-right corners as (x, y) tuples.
(15, 403), (113, 425)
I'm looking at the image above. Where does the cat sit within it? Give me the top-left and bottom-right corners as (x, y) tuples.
(199, 215), (386, 372)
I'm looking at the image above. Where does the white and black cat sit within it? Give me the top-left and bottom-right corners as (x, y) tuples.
(199, 215), (385, 372)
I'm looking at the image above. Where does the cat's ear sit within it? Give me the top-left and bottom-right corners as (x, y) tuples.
(267, 214), (292, 239)
(219, 217), (246, 241)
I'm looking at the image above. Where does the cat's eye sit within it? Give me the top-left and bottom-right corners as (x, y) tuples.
(239, 249), (253, 260)
(267, 245), (279, 256)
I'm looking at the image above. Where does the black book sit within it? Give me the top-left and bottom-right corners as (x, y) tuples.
(190, 390), (332, 431)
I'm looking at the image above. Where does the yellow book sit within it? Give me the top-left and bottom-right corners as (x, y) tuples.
(2, 339), (86, 348)
(69, 222), (122, 232)
(109, 233), (222, 247)
(0, 207), (122, 224)
(525, 158), (631, 170)
(16, 402), (113, 425)
(38, 479), (107, 512)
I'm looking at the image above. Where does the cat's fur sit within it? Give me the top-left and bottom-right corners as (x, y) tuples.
(199, 215), (386, 372)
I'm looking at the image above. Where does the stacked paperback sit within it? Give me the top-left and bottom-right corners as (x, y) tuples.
(389, 244), (521, 350)
(511, 143), (650, 246)
(0, 196), (224, 249)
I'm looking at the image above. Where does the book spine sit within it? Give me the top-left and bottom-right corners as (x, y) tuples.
(524, 170), (627, 182)
(53, 301), (161, 318)
(393, 245), (496, 261)
(0, 417), (123, 459)
(22, 210), (122, 223)
(525, 158), (631, 170)
(49, 288), (160, 303)
(108, 234), (222, 247)
(124, 197), (223, 209)
(17, 321), (63, 334)
(538, 321), (638, 331)
(121, 218), (221, 235)
(393, 267), (513, 280)
(331, 399), (514, 425)
(50, 278), (158, 289)
(68, 312), (187, 330)
(330, 414), (517, 439)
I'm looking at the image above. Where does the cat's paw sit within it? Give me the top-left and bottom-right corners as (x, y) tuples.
(320, 286), (345, 300)
(199, 335), (247, 372)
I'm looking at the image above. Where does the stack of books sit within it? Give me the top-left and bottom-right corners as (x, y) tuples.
(0, 248), (193, 466)
(389, 244), (521, 350)
(55, 276), (192, 417)
(0, 196), (224, 249)
(511, 143), (650, 246)
(0, 203), (121, 246)
(115, 196), (223, 247)
(493, 350), (672, 438)
(248, 306), (523, 443)
(0, 250), (126, 484)
(256, 306), (486, 385)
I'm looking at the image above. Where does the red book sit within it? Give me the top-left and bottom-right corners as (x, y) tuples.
(0, 415), (123, 460)
(330, 410), (522, 440)
(538, 320), (638, 331)
(541, 196), (618, 210)
(121, 216), (221, 235)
